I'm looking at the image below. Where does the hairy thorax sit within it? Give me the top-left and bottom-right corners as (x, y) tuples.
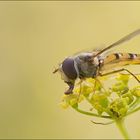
(74, 52), (100, 78)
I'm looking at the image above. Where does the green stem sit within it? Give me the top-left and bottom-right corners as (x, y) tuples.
(129, 98), (140, 109)
(72, 106), (111, 119)
(127, 106), (140, 116)
(126, 98), (140, 116)
(115, 119), (130, 139)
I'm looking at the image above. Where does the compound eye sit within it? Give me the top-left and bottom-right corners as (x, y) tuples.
(62, 58), (77, 80)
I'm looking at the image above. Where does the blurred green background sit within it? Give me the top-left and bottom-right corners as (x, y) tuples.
(1, 1), (140, 139)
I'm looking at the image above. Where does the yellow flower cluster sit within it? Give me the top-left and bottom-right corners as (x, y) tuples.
(60, 74), (140, 119)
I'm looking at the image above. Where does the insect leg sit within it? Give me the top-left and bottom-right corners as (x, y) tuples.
(93, 79), (97, 92)
(77, 79), (83, 102)
(100, 68), (140, 83)
(95, 78), (106, 92)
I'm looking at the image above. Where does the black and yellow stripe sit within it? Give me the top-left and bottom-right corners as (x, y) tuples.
(101, 53), (140, 71)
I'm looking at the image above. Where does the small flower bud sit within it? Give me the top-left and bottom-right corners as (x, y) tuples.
(70, 98), (78, 106)
(131, 86), (140, 97)
(109, 98), (128, 118)
(117, 74), (130, 84)
(122, 92), (134, 104)
(112, 82), (128, 93)
(60, 102), (69, 109)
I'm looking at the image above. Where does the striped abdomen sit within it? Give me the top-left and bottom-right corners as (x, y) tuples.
(101, 53), (140, 71)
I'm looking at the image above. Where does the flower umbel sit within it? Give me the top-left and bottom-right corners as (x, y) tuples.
(60, 74), (140, 139)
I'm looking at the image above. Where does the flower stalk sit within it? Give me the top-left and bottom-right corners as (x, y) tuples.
(115, 119), (130, 139)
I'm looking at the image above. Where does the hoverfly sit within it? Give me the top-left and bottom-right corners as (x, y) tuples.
(53, 29), (140, 95)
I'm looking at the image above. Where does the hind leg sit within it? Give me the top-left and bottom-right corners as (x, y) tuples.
(99, 68), (140, 83)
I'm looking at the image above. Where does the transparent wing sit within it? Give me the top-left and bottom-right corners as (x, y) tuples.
(71, 46), (102, 57)
(91, 29), (140, 58)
